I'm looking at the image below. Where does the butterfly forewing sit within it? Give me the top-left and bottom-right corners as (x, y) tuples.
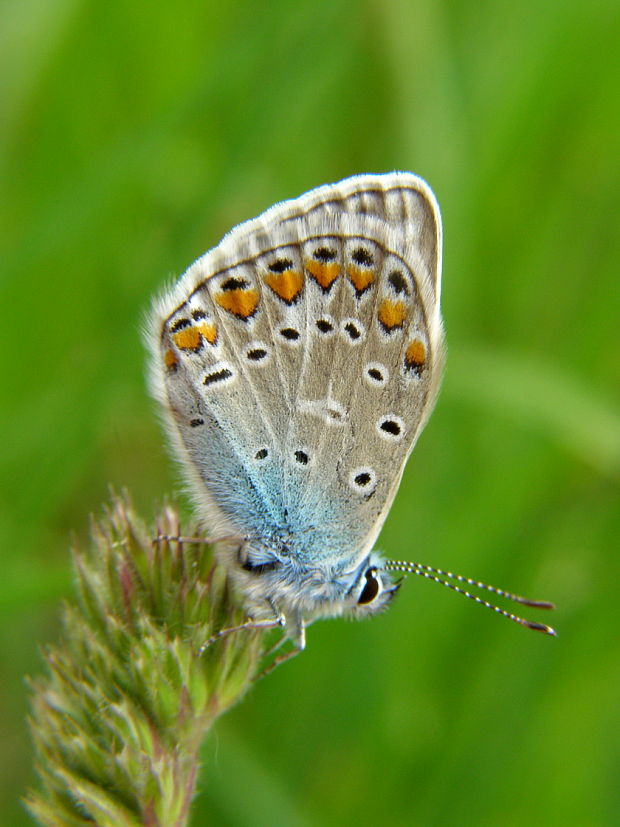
(152, 173), (443, 569)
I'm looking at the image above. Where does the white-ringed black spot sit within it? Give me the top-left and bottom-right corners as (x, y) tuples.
(314, 246), (336, 262)
(364, 362), (389, 388)
(268, 258), (293, 273)
(376, 414), (406, 441)
(244, 341), (271, 364)
(294, 450), (310, 465)
(190, 418), (204, 427)
(348, 466), (377, 496)
(204, 368), (232, 386)
(255, 448), (269, 460)
(191, 308), (206, 320)
(388, 270), (409, 295)
(220, 276), (249, 291)
(203, 363), (235, 387)
(351, 246), (374, 266)
(341, 318), (365, 343)
(280, 327), (300, 342)
(315, 316), (335, 335)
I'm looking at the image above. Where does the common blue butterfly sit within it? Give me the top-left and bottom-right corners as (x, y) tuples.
(148, 173), (554, 652)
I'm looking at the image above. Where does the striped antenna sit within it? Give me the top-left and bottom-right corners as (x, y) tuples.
(383, 560), (556, 636)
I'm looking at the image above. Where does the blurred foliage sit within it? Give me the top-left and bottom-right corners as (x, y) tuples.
(27, 495), (266, 826)
(1, 0), (618, 825)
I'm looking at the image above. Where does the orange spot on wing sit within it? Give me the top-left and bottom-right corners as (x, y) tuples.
(172, 321), (217, 351)
(164, 349), (179, 370)
(265, 269), (304, 303)
(378, 299), (407, 330)
(215, 288), (259, 319)
(172, 326), (202, 350)
(197, 321), (217, 344)
(347, 266), (375, 294)
(405, 339), (426, 372)
(306, 260), (341, 289)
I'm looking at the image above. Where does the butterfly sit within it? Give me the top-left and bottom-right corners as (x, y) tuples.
(148, 172), (554, 653)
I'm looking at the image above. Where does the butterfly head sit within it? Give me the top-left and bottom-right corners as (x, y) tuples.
(346, 557), (401, 618)
(230, 542), (399, 624)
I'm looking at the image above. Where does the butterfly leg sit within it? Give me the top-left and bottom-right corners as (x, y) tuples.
(152, 532), (243, 546)
(255, 616), (305, 679)
(256, 643), (302, 680)
(262, 631), (290, 661)
(198, 613), (286, 655)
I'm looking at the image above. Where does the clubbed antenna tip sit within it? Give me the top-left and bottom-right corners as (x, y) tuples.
(383, 559), (556, 637)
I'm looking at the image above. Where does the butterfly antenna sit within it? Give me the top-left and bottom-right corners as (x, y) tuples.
(383, 560), (556, 636)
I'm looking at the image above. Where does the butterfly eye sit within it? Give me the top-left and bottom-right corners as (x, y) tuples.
(357, 567), (380, 605)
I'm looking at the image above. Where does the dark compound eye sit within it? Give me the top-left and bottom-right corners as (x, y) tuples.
(358, 567), (380, 605)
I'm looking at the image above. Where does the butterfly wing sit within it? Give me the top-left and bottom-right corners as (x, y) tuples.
(149, 172), (443, 570)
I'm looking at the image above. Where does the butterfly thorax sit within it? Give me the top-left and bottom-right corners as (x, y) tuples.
(219, 538), (398, 635)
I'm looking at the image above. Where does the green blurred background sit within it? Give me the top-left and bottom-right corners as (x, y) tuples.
(2, 0), (619, 824)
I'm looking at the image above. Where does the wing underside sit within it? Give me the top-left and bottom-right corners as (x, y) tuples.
(151, 174), (443, 567)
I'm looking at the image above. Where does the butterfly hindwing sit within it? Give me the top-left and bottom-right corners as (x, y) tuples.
(150, 172), (442, 569)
